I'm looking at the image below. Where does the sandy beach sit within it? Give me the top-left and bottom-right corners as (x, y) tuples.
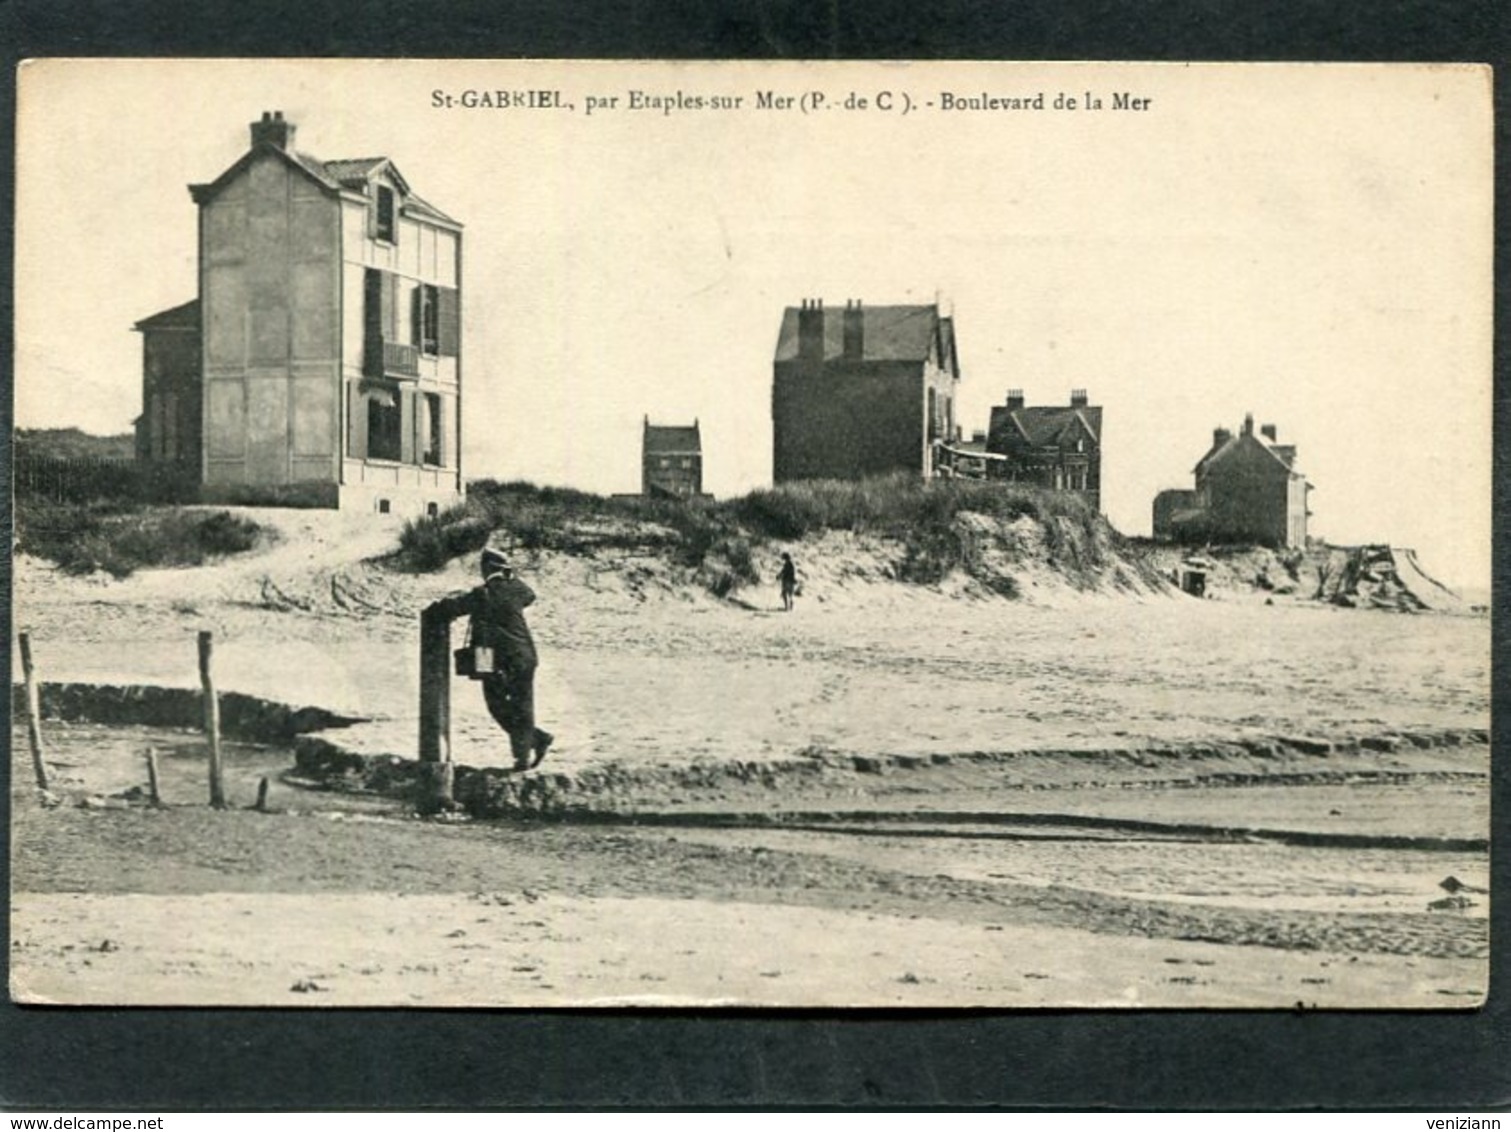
(9, 508), (1492, 1007)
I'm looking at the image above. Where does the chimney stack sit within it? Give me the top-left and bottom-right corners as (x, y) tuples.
(1070, 388), (1088, 408)
(1213, 427), (1233, 448)
(797, 298), (825, 364)
(1243, 412), (1255, 436)
(1005, 389), (1025, 410)
(250, 110), (297, 151)
(843, 300), (864, 361)
(1261, 423), (1277, 443)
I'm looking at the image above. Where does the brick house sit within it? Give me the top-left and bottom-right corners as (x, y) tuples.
(771, 299), (961, 482)
(1153, 414), (1311, 548)
(642, 417), (704, 498)
(984, 389), (1103, 510)
(134, 111), (464, 515)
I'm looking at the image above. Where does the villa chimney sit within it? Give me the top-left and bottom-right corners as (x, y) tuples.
(1243, 412), (1255, 436)
(797, 298), (824, 364)
(1005, 389), (1025, 410)
(1070, 388), (1088, 408)
(1261, 423), (1277, 443)
(250, 110), (296, 151)
(1213, 427), (1233, 448)
(843, 300), (864, 361)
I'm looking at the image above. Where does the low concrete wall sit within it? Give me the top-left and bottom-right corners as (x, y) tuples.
(12, 682), (362, 745)
(16, 679), (1490, 824)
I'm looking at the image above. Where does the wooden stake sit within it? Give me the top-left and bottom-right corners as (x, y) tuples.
(255, 776), (270, 812)
(198, 630), (227, 809)
(145, 747), (162, 806)
(418, 601), (451, 764)
(18, 632), (50, 792)
(418, 602), (456, 813)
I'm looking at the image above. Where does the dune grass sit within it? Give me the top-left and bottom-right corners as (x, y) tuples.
(398, 474), (1140, 596)
(16, 500), (266, 579)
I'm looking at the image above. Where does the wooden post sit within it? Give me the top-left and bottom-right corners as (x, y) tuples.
(18, 632), (50, 792)
(418, 602), (454, 812)
(198, 630), (227, 809)
(419, 602), (452, 764)
(255, 776), (270, 812)
(145, 748), (162, 806)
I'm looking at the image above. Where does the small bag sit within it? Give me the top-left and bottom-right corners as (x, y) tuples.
(453, 623), (500, 680)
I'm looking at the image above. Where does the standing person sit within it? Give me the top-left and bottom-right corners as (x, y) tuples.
(778, 551), (798, 612)
(437, 547), (553, 771)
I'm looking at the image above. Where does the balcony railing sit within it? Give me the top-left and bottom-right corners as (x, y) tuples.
(365, 338), (420, 379)
(383, 340), (419, 377)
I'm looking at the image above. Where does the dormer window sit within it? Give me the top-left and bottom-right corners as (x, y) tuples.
(375, 184), (396, 243)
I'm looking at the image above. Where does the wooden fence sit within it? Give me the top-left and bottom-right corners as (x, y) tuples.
(13, 452), (194, 504)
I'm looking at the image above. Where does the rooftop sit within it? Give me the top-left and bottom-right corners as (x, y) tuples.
(773, 303), (957, 368)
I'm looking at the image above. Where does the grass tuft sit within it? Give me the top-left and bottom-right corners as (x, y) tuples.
(16, 501), (266, 578)
(396, 474), (1151, 598)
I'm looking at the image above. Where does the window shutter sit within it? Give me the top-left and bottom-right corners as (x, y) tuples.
(381, 272), (397, 340)
(363, 270), (383, 375)
(437, 287), (460, 356)
(399, 389), (416, 464)
(410, 285), (423, 349)
(347, 382), (367, 459)
(417, 393), (432, 464)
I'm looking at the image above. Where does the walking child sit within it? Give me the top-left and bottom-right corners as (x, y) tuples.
(779, 551), (798, 612)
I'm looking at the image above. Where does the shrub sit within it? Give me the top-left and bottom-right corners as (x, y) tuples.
(398, 507), (490, 572)
(15, 501), (265, 578)
(393, 475), (1132, 599)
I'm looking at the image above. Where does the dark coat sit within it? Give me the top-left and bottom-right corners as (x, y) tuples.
(440, 576), (538, 667)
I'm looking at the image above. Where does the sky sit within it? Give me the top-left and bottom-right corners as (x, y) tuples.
(14, 60), (1494, 587)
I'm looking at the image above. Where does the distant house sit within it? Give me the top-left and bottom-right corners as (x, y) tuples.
(135, 110), (464, 515)
(1153, 414), (1311, 548)
(772, 299), (961, 482)
(984, 389), (1103, 510)
(642, 417), (704, 498)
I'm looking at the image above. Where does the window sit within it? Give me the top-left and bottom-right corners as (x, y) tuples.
(422, 392), (442, 466)
(368, 394), (402, 462)
(415, 284), (439, 355)
(375, 185), (396, 244)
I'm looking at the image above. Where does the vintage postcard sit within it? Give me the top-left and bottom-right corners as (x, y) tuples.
(10, 59), (1492, 1008)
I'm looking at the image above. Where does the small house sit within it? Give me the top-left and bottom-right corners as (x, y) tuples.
(642, 417), (704, 499)
(1153, 414), (1311, 548)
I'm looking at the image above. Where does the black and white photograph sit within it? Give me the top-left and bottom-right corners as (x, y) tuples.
(10, 59), (1492, 1009)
